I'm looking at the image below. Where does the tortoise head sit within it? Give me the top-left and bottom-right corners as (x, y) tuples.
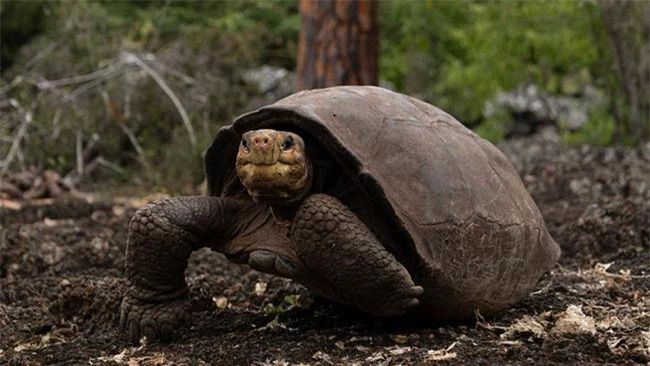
(236, 129), (311, 204)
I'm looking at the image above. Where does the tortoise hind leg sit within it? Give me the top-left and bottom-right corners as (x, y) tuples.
(291, 194), (423, 317)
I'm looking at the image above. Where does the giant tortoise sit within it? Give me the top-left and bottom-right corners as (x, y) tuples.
(120, 85), (560, 343)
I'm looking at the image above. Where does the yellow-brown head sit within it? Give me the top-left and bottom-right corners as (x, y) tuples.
(236, 129), (311, 203)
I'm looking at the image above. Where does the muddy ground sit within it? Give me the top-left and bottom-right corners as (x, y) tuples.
(1, 128), (649, 365)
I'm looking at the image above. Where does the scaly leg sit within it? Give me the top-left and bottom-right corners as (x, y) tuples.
(291, 194), (423, 317)
(120, 196), (248, 344)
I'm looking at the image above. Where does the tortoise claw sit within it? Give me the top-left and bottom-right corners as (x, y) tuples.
(249, 250), (275, 268)
(249, 250), (299, 278)
(406, 298), (420, 308)
(407, 285), (424, 297)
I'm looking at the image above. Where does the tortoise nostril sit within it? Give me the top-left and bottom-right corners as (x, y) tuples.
(252, 136), (271, 148)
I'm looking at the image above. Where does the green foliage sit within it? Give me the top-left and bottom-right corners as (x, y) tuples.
(97, 0), (300, 68)
(380, 0), (611, 143)
(562, 105), (616, 147)
(380, 0), (467, 93)
(263, 294), (308, 315)
(475, 108), (513, 144)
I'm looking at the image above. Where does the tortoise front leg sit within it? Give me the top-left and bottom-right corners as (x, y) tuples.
(291, 194), (423, 317)
(120, 196), (246, 344)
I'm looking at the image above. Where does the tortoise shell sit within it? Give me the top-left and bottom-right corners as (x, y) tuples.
(206, 86), (560, 319)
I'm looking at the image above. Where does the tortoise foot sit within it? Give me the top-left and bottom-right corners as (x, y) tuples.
(120, 294), (191, 345)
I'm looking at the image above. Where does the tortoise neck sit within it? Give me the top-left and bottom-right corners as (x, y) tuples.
(270, 201), (301, 225)
(267, 163), (313, 221)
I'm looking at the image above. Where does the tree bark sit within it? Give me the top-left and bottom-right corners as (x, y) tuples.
(600, 0), (650, 145)
(296, 0), (379, 91)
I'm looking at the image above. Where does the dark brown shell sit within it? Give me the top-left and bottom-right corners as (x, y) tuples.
(206, 86), (560, 319)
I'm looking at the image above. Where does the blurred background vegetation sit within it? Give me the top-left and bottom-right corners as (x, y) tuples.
(1, 0), (648, 193)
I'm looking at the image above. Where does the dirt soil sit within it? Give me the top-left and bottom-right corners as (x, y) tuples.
(1, 128), (649, 366)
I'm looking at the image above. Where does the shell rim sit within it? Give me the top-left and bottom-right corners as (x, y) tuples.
(204, 105), (419, 259)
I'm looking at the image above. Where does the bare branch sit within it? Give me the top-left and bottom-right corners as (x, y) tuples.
(0, 76), (24, 95)
(121, 51), (197, 147)
(16, 145), (26, 173)
(63, 65), (130, 102)
(62, 133), (99, 187)
(1, 110), (32, 175)
(76, 130), (84, 178)
(96, 156), (126, 175)
(51, 109), (62, 139)
(23, 42), (60, 71)
(98, 90), (146, 160)
(151, 58), (196, 85)
(38, 60), (126, 90)
(120, 123), (146, 159)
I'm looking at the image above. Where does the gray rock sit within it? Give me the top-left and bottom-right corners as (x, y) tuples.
(485, 84), (606, 137)
(242, 65), (296, 110)
(242, 65), (295, 97)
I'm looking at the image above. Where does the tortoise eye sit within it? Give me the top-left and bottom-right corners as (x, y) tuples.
(281, 136), (294, 151)
(241, 138), (249, 150)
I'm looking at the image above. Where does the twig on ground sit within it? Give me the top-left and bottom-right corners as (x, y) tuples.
(474, 309), (507, 333)
(0, 181), (22, 198)
(446, 341), (459, 352)
(0, 199), (23, 210)
(43, 170), (63, 197)
(121, 51), (197, 147)
(557, 263), (650, 279)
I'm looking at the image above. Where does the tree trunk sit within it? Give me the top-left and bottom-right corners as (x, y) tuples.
(296, 0), (378, 91)
(600, 0), (650, 145)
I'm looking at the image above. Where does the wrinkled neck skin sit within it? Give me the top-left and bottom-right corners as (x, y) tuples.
(267, 166), (312, 225)
(267, 156), (353, 218)
(269, 202), (300, 224)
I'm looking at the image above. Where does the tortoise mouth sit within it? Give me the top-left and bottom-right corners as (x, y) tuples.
(236, 161), (312, 203)
(237, 162), (298, 179)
